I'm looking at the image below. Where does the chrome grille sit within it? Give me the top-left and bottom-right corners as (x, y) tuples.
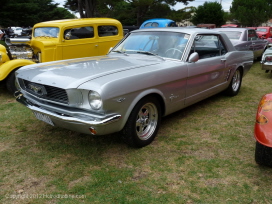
(18, 78), (68, 104)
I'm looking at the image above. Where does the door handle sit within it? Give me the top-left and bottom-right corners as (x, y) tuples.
(95, 45), (98, 47)
(221, 58), (226, 62)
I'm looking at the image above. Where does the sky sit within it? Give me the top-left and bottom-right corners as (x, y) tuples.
(53, 0), (233, 13)
(172, 0), (233, 12)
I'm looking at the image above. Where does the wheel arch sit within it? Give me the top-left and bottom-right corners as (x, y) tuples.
(0, 59), (36, 81)
(120, 90), (166, 130)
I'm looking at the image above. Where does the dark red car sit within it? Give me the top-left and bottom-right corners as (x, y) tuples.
(256, 27), (272, 39)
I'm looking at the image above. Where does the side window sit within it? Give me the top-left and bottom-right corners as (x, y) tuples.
(64, 26), (94, 40)
(144, 22), (152, 27)
(191, 35), (227, 60)
(248, 30), (258, 41)
(98, 25), (118, 37)
(151, 22), (159, 27)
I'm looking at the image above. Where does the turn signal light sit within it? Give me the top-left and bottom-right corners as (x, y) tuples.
(89, 127), (97, 135)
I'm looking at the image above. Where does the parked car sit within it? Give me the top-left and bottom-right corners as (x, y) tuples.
(221, 24), (239, 28)
(197, 24), (216, 29)
(260, 47), (272, 73)
(21, 27), (32, 37)
(11, 27), (23, 36)
(15, 28), (253, 147)
(247, 27), (257, 30)
(140, 18), (177, 29)
(254, 93), (272, 167)
(256, 26), (272, 39)
(123, 26), (139, 35)
(1, 27), (15, 40)
(0, 18), (123, 93)
(213, 28), (268, 60)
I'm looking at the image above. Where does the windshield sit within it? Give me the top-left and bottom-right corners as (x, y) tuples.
(34, 27), (60, 38)
(112, 31), (189, 60)
(256, 28), (267, 32)
(219, 31), (241, 40)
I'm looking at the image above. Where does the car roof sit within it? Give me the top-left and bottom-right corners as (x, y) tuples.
(142, 18), (174, 22)
(132, 27), (221, 35)
(214, 28), (252, 31)
(34, 18), (121, 28)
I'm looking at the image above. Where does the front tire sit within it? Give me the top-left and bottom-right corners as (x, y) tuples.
(255, 141), (272, 167)
(225, 68), (242, 96)
(122, 96), (161, 148)
(6, 70), (18, 94)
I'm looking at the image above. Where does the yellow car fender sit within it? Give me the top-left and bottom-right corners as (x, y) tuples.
(0, 59), (36, 81)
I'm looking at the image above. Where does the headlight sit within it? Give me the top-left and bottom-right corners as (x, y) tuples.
(88, 91), (102, 110)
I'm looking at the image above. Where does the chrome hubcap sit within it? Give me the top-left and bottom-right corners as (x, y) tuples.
(232, 70), (241, 91)
(136, 103), (158, 140)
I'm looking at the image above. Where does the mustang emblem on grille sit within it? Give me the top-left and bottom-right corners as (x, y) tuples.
(28, 83), (47, 96)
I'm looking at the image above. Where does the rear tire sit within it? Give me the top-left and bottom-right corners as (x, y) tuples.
(225, 68), (242, 96)
(255, 141), (272, 167)
(122, 96), (161, 148)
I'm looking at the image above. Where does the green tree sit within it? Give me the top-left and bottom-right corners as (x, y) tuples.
(168, 7), (196, 25)
(64, 0), (124, 18)
(64, 0), (194, 26)
(191, 2), (225, 27)
(1, 0), (75, 28)
(230, 0), (272, 26)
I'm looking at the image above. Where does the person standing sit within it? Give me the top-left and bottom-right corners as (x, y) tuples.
(0, 29), (4, 40)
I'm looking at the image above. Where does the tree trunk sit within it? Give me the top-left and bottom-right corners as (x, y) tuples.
(78, 0), (85, 18)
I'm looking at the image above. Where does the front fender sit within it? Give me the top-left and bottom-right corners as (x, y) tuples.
(254, 93), (272, 147)
(0, 59), (36, 81)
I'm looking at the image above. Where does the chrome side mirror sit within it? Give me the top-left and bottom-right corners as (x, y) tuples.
(188, 52), (199, 63)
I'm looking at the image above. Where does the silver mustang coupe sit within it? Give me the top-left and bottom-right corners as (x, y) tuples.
(15, 28), (254, 147)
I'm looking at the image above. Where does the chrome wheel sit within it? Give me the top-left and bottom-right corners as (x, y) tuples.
(225, 68), (242, 96)
(136, 102), (158, 140)
(232, 69), (241, 92)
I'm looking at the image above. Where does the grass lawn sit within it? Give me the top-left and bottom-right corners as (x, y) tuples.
(1, 61), (272, 203)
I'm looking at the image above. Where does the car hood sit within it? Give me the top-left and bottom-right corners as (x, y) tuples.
(16, 54), (164, 89)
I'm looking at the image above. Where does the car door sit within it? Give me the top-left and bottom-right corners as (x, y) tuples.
(61, 25), (99, 60)
(185, 34), (228, 105)
(248, 29), (267, 58)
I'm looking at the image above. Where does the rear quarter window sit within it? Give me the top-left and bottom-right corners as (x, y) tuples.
(98, 25), (118, 37)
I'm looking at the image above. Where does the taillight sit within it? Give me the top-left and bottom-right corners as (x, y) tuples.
(265, 56), (272, 62)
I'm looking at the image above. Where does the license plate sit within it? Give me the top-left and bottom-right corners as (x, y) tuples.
(33, 111), (54, 126)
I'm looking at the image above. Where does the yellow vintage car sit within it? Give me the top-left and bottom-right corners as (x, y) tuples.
(0, 18), (123, 93)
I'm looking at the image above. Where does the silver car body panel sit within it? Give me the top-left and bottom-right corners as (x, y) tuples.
(15, 28), (254, 135)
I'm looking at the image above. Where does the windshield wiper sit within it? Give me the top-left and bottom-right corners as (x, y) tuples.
(137, 51), (165, 60)
(112, 50), (129, 56)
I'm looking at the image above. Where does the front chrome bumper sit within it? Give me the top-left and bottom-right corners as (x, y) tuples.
(15, 91), (122, 135)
